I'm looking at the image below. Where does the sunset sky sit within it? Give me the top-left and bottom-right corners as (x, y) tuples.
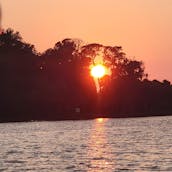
(1, 0), (172, 81)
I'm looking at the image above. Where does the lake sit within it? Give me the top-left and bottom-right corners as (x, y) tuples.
(0, 116), (172, 171)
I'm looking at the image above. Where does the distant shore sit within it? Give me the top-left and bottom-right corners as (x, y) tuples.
(0, 112), (172, 123)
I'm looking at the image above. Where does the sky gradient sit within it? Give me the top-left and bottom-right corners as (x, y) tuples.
(1, 0), (172, 81)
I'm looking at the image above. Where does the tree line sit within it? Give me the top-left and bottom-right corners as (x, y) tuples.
(0, 29), (172, 122)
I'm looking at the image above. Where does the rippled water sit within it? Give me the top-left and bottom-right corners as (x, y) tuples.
(0, 116), (172, 171)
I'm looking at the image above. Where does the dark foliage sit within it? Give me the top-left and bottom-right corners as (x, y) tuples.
(0, 29), (172, 122)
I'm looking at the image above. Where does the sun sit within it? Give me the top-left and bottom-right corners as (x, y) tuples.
(91, 64), (106, 78)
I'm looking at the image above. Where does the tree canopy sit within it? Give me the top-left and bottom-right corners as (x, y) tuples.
(0, 28), (172, 122)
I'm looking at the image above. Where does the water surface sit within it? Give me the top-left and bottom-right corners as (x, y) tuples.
(0, 116), (172, 171)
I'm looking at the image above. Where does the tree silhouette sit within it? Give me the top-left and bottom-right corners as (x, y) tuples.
(0, 28), (172, 122)
(0, 29), (39, 121)
(39, 38), (97, 118)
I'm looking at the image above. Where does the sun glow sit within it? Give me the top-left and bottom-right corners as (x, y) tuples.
(91, 64), (106, 78)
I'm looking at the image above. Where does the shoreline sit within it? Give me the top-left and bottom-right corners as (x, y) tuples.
(0, 113), (172, 123)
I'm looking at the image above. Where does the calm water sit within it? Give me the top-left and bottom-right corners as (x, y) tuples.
(0, 116), (172, 172)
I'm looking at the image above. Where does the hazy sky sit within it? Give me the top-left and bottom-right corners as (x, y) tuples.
(1, 0), (172, 81)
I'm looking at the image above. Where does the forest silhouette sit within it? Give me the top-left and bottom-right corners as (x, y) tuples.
(1, 29), (172, 122)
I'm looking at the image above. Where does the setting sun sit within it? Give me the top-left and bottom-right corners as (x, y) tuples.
(91, 64), (106, 78)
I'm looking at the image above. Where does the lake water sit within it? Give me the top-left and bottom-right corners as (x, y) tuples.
(0, 116), (172, 172)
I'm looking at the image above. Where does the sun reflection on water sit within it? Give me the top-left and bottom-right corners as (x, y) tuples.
(87, 118), (114, 171)
(96, 118), (104, 123)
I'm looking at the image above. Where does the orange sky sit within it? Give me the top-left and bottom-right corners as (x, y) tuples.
(1, 0), (172, 81)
